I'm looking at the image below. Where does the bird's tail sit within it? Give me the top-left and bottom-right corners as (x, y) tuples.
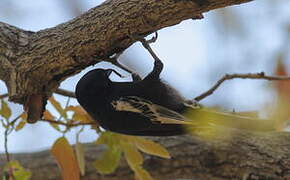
(184, 107), (276, 132)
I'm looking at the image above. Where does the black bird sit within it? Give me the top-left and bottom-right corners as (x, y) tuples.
(76, 59), (275, 136)
(75, 59), (197, 136)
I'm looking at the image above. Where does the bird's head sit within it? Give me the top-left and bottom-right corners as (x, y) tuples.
(75, 68), (122, 99)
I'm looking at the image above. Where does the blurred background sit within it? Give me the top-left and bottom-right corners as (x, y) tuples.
(0, 0), (290, 153)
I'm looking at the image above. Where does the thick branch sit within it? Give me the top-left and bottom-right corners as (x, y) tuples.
(0, 0), (252, 104)
(1, 130), (290, 179)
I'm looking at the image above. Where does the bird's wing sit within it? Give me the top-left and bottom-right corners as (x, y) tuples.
(111, 96), (191, 125)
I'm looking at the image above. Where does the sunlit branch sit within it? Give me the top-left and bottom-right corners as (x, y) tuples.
(194, 72), (290, 101)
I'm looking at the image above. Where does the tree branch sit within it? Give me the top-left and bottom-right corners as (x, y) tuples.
(55, 88), (76, 98)
(0, 0), (253, 105)
(194, 72), (290, 101)
(1, 130), (290, 180)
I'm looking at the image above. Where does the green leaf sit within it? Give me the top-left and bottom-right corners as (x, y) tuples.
(96, 131), (118, 147)
(93, 145), (122, 174)
(121, 141), (143, 168)
(133, 166), (154, 180)
(0, 100), (11, 120)
(4, 160), (32, 180)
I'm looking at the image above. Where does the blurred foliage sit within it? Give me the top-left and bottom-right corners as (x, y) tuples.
(3, 161), (31, 180)
(0, 97), (171, 180)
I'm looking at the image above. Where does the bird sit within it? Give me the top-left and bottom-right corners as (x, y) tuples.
(76, 59), (275, 136)
(75, 58), (196, 136)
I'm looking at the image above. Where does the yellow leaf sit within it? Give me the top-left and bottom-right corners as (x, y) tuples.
(49, 97), (67, 119)
(20, 112), (27, 121)
(15, 120), (26, 131)
(66, 106), (94, 123)
(43, 110), (61, 131)
(129, 136), (170, 159)
(133, 166), (154, 180)
(43, 110), (55, 120)
(0, 100), (11, 119)
(51, 137), (80, 180)
(75, 142), (85, 176)
(49, 122), (61, 132)
(121, 141), (143, 168)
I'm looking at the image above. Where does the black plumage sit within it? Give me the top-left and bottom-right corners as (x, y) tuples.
(76, 59), (275, 136)
(75, 59), (193, 136)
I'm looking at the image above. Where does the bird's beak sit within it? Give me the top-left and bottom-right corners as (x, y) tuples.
(105, 69), (124, 78)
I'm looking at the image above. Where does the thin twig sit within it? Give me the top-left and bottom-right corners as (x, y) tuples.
(0, 93), (8, 99)
(10, 114), (23, 127)
(3, 113), (24, 164)
(55, 88), (76, 98)
(40, 118), (95, 127)
(4, 126), (10, 162)
(134, 33), (161, 63)
(108, 51), (135, 74)
(194, 72), (290, 101)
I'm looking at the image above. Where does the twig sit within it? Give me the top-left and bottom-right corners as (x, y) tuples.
(108, 51), (135, 74)
(194, 72), (290, 101)
(10, 114), (23, 127)
(3, 113), (25, 164)
(4, 126), (10, 162)
(0, 93), (8, 99)
(40, 118), (95, 127)
(134, 32), (162, 63)
(55, 88), (76, 98)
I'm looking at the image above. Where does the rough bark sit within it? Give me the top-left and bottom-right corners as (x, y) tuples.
(1, 129), (290, 180)
(0, 0), (252, 105)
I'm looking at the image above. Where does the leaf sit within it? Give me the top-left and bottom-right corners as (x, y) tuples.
(133, 166), (154, 180)
(66, 106), (94, 123)
(15, 120), (26, 131)
(51, 137), (80, 180)
(43, 110), (55, 120)
(20, 112), (27, 120)
(93, 146), (122, 174)
(43, 110), (61, 131)
(96, 131), (117, 147)
(94, 132), (122, 174)
(129, 136), (170, 159)
(75, 142), (86, 176)
(0, 100), (11, 119)
(49, 97), (67, 119)
(121, 141), (143, 168)
(4, 160), (31, 180)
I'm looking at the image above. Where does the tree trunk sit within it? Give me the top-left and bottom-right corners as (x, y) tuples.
(1, 129), (290, 180)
